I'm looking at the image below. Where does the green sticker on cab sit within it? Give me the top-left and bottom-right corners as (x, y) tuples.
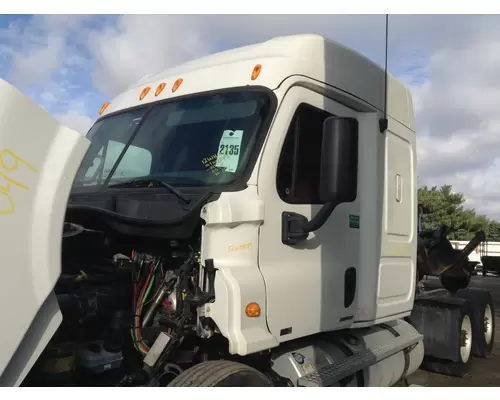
(349, 214), (360, 229)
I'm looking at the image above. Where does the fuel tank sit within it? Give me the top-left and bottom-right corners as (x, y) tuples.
(270, 319), (424, 387)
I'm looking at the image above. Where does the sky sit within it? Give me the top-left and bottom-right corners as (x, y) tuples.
(1, 14), (500, 219)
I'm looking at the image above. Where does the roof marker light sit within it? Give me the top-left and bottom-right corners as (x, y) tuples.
(139, 87), (151, 100)
(155, 82), (166, 96)
(251, 64), (262, 80)
(99, 102), (110, 115)
(172, 78), (183, 93)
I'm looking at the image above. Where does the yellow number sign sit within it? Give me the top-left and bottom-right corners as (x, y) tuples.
(0, 149), (38, 215)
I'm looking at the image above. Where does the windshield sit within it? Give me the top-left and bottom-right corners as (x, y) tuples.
(72, 89), (273, 190)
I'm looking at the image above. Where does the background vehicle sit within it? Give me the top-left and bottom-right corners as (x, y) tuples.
(479, 241), (500, 276)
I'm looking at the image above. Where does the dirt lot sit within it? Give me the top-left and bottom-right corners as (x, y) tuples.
(406, 275), (500, 387)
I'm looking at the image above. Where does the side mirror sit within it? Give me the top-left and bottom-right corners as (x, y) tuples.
(319, 117), (358, 203)
(281, 116), (359, 245)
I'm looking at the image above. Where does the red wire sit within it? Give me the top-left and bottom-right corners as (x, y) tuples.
(138, 264), (154, 307)
(132, 267), (144, 311)
(133, 277), (142, 311)
(132, 258), (148, 310)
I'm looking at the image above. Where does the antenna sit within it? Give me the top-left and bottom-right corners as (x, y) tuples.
(379, 14), (389, 133)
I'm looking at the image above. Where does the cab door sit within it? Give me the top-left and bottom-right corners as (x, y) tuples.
(258, 85), (360, 342)
(0, 80), (90, 385)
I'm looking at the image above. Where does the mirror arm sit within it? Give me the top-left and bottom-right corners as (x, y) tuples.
(302, 200), (338, 233)
(282, 199), (339, 246)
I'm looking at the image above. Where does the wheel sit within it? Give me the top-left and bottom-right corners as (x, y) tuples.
(459, 313), (474, 365)
(483, 270), (487, 276)
(167, 360), (273, 387)
(454, 288), (495, 357)
(420, 303), (474, 377)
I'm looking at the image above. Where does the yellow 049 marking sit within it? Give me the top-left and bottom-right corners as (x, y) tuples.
(0, 149), (38, 215)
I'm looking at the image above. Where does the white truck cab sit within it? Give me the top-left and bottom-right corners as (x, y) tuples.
(0, 34), (438, 387)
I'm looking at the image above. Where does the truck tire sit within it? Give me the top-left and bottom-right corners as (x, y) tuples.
(454, 288), (495, 358)
(167, 360), (273, 387)
(419, 303), (474, 377)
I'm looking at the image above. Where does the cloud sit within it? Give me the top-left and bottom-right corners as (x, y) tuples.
(5, 15), (89, 85)
(87, 15), (212, 96)
(55, 100), (94, 135)
(0, 14), (105, 133)
(2, 14), (500, 219)
(411, 30), (500, 217)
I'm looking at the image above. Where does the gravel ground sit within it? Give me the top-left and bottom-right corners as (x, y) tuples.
(406, 274), (500, 387)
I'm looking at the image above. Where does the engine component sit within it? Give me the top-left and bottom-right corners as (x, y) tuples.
(142, 270), (177, 328)
(63, 222), (85, 238)
(143, 332), (174, 372)
(28, 343), (75, 386)
(165, 289), (178, 313)
(161, 363), (184, 381)
(26, 228), (208, 387)
(75, 342), (123, 375)
(130, 254), (166, 356)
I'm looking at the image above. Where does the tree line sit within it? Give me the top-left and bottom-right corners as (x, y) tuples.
(418, 185), (500, 241)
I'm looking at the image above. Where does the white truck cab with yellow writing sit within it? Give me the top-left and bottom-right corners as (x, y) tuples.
(0, 34), (420, 387)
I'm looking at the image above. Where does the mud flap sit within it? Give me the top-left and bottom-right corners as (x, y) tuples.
(408, 293), (474, 377)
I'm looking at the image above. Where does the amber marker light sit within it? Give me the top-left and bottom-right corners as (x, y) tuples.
(99, 102), (110, 115)
(155, 82), (166, 96)
(251, 64), (262, 80)
(172, 78), (183, 93)
(245, 302), (261, 318)
(139, 87), (151, 100)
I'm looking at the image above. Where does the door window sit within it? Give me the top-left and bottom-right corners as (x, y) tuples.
(276, 103), (333, 204)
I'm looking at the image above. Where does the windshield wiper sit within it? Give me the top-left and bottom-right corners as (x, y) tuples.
(108, 178), (191, 205)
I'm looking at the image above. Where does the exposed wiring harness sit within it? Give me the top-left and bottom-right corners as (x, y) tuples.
(130, 252), (163, 354)
(129, 247), (198, 356)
